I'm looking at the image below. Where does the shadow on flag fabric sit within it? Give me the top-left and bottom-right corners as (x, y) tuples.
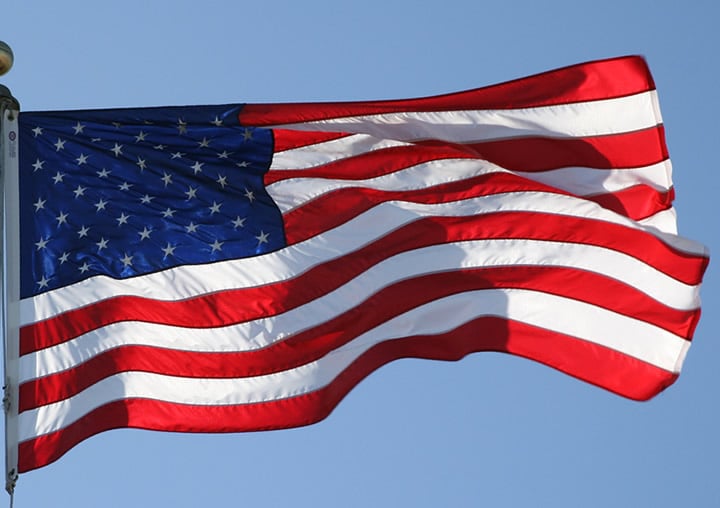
(4, 55), (709, 474)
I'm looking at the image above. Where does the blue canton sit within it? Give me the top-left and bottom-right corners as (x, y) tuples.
(18, 105), (285, 298)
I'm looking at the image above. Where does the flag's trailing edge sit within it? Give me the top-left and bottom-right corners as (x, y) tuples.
(5, 56), (709, 474)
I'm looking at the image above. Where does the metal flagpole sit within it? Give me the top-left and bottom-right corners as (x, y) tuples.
(0, 40), (20, 504)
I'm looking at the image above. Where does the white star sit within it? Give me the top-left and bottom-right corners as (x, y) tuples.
(244, 189), (255, 202)
(76, 153), (89, 165)
(97, 168), (111, 178)
(162, 243), (176, 258)
(186, 222), (199, 233)
(162, 208), (176, 218)
(242, 128), (253, 141)
(111, 143), (124, 157)
(55, 211), (69, 226)
(185, 186), (198, 199)
(116, 212), (130, 226)
(73, 185), (87, 198)
(37, 275), (50, 289)
(59, 252), (70, 264)
(256, 231), (270, 245)
(217, 151), (230, 159)
(135, 131), (147, 142)
(232, 216), (246, 229)
(191, 161), (204, 174)
(198, 137), (210, 148)
(177, 119), (188, 134)
(154, 144), (166, 150)
(140, 194), (154, 204)
(32, 126), (43, 137)
(210, 239), (224, 253)
(119, 182), (132, 191)
(216, 175), (228, 188)
(35, 237), (49, 250)
(236, 161), (250, 168)
(112, 122), (122, 129)
(211, 116), (223, 126)
(95, 199), (108, 212)
(209, 201), (222, 215)
(136, 157), (147, 171)
(32, 159), (45, 171)
(120, 253), (133, 268)
(73, 122), (85, 135)
(96, 237), (109, 251)
(54, 138), (66, 151)
(161, 172), (173, 186)
(52, 172), (65, 184)
(79, 262), (91, 273)
(138, 227), (152, 240)
(78, 225), (90, 238)
(171, 151), (185, 159)
(33, 198), (46, 211)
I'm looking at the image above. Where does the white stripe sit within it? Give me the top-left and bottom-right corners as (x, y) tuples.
(271, 133), (410, 170)
(268, 158), (674, 215)
(271, 130), (672, 200)
(21, 236), (700, 381)
(639, 208), (678, 235)
(267, 157), (501, 214)
(522, 160), (672, 195)
(19, 287), (688, 442)
(20, 191), (703, 325)
(272, 92), (661, 142)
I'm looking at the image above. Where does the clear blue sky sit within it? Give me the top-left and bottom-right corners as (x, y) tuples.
(2, 1), (718, 506)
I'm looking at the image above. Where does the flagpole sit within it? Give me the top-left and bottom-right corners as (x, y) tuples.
(0, 40), (20, 503)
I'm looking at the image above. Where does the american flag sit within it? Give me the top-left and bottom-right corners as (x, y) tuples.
(7, 56), (709, 474)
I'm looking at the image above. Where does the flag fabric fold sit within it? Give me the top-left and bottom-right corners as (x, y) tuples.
(9, 55), (709, 473)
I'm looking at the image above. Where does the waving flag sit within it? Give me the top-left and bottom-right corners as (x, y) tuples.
(4, 56), (709, 475)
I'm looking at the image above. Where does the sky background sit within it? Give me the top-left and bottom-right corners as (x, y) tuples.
(1, 1), (718, 506)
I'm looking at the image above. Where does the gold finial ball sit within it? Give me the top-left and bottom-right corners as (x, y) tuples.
(0, 41), (14, 76)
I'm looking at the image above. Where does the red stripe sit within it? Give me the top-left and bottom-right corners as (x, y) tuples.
(281, 174), (674, 245)
(18, 315), (676, 473)
(272, 129), (350, 152)
(265, 143), (478, 186)
(239, 56), (654, 126)
(280, 172), (559, 245)
(464, 127), (668, 172)
(286, 183), (671, 239)
(588, 185), (674, 220)
(269, 127), (668, 182)
(21, 265), (699, 411)
(20, 211), (706, 355)
(275, 171), (670, 233)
